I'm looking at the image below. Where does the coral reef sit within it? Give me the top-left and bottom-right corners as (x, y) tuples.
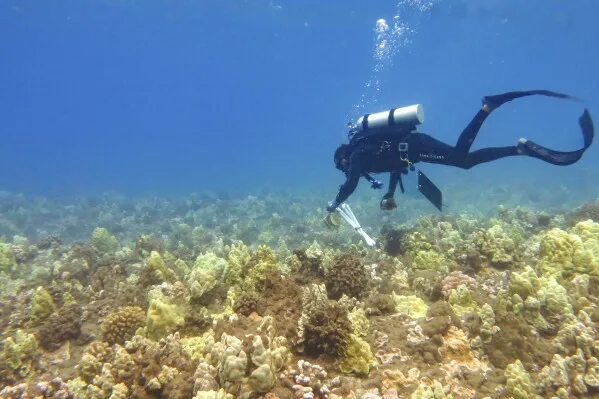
(1, 189), (599, 398)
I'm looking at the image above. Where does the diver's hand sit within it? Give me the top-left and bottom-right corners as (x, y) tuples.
(380, 197), (397, 211)
(326, 200), (340, 213)
(371, 180), (384, 190)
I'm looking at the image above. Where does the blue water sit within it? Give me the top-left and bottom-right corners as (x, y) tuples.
(1, 0), (598, 202)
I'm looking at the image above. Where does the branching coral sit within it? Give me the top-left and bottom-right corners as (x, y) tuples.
(0, 377), (73, 398)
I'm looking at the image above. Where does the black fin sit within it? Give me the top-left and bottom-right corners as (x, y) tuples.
(483, 89), (581, 109)
(519, 109), (594, 166)
(579, 108), (594, 148)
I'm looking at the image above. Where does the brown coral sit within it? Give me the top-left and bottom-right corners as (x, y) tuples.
(483, 311), (556, 369)
(403, 301), (458, 365)
(325, 254), (369, 300)
(291, 248), (325, 284)
(100, 306), (146, 345)
(135, 234), (165, 257)
(37, 303), (83, 351)
(303, 302), (352, 357)
(233, 291), (263, 316)
(380, 225), (410, 256)
(254, 270), (303, 342)
(136, 333), (197, 397)
(365, 294), (396, 315)
(565, 199), (599, 226)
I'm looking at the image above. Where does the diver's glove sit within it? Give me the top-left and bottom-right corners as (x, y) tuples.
(371, 180), (384, 190)
(326, 200), (341, 213)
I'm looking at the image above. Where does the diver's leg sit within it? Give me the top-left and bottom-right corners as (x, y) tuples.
(460, 146), (520, 169)
(454, 106), (493, 157)
(407, 133), (519, 169)
(455, 89), (581, 157)
(406, 133), (463, 166)
(455, 94), (593, 167)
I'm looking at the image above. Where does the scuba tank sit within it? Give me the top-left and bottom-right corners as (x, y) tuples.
(348, 104), (425, 141)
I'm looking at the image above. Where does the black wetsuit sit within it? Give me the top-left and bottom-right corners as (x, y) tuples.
(333, 90), (594, 207)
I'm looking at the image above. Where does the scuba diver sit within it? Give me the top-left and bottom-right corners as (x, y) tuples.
(325, 90), (594, 214)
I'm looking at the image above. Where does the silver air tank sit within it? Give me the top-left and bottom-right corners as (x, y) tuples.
(355, 104), (424, 132)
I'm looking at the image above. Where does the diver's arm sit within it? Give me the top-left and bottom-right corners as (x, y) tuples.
(331, 153), (364, 208)
(362, 173), (376, 183)
(362, 173), (383, 189)
(335, 167), (361, 204)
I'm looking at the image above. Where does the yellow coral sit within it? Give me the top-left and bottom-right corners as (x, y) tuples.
(242, 245), (279, 291)
(339, 334), (377, 375)
(181, 330), (214, 360)
(29, 286), (56, 326)
(448, 284), (478, 317)
(91, 227), (119, 254)
(410, 380), (446, 399)
(392, 294), (428, 319)
(537, 220), (599, 279)
(101, 306), (146, 344)
(225, 242), (250, 286)
(147, 250), (169, 281)
(509, 266), (540, 299)
(411, 249), (448, 273)
(0, 242), (17, 274)
(505, 359), (537, 399)
(257, 228), (275, 245)
(2, 329), (39, 378)
(187, 252), (228, 300)
(172, 258), (190, 278)
(348, 307), (370, 337)
(473, 224), (515, 267)
(479, 303), (500, 342)
(146, 293), (185, 341)
(537, 277), (573, 317)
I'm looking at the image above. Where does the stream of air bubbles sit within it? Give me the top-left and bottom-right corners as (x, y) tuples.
(348, 0), (438, 127)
